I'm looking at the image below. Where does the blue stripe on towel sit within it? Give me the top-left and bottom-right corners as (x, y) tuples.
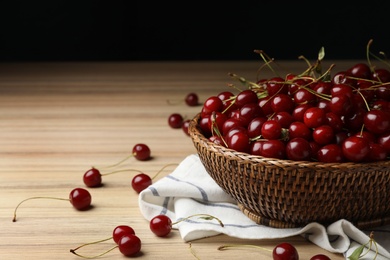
(166, 175), (209, 202)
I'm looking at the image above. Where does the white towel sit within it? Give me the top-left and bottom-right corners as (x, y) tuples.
(139, 154), (390, 259)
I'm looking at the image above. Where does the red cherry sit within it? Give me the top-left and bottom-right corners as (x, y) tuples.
(203, 96), (223, 114)
(182, 119), (191, 136)
(132, 143), (151, 161)
(185, 92), (199, 106)
(260, 139), (286, 159)
(83, 168), (102, 187)
(272, 242), (299, 260)
(347, 63), (371, 79)
(150, 214), (172, 237)
(227, 131), (250, 153)
(312, 125), (334, 145)
(261, 120), (282, 140)
(342, 136), (370, 162)
(317, 144), (344, 163)
(303, 107), (326, 128)
(235, 89), (259, 107)
(286, 137), (312, 161)
(118, 234), (141, 257)
(310, 254), (331, 260)
(289, 121), (312, 140)
(69, 188), (92, 210)
(266, 76), (288, 96)
(363, 110), (390, 135)
(271, 94), (295, 113)
(131, 173), (152, 193)
(168, 113), (184, 129)
(113, 225), (135, 244)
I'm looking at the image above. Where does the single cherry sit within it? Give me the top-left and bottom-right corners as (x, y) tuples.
(272, 242), (299, 260)
(310, 254), (331, 260)
(13, 187), (92, 222)
(168, 113), (184, 128)
(150, 214), (224, 237)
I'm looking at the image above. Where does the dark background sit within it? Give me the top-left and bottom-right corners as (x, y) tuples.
(1, 1), (389, 61)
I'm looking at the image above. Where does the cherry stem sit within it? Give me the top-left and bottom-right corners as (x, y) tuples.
(13, 196), (69, 222)
(92, 153), (136, 170)
(70, 237), (118, 259)
(172, 213), (224, 227)
(100, 163), (178, 180)
(189, 242), (201, 260)
(218, 244), (273, 253)
(150, 163), (178, 180)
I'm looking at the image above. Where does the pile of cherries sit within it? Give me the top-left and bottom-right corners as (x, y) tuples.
(197, 62), (390, 163)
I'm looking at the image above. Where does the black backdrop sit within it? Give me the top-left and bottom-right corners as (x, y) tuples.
(1, 1), (389, 61)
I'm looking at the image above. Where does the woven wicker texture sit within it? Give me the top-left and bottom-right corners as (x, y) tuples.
(189, 113), (390, 229)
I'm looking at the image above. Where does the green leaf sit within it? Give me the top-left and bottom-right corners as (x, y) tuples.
(318, 47), (325, 61)
(348, 245), (365, 260)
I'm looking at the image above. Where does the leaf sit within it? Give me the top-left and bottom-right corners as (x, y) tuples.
(318, 46), (325, 61)
(348, 245), (365, 260)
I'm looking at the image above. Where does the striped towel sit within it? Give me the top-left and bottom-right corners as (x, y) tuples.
(139, 154), (390, 259)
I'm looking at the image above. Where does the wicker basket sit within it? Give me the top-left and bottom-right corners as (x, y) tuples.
(189, 113), (390, 229)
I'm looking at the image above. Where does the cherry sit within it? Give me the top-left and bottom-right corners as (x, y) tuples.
(310, 254), (331, 260)
(131, 163), (178, 193)
(363, 109), (390, 135)
(261, 120), (282, 140)
(226, 131), (250, 153)
(347, 62), (371, 79)
(13, 187), (92, 222)
(150, 214), (224, 237)
(272, 242), (299, 260)
(342, 135), (370, 162)
(260, 139), (286, 159)
(317, 144), (344, 163)
(70, 226), (141, 258)
(185, 92), (200, 106)
(118, 234), (142, 257)
(168, 113), (184, 129)
(286, 137), (312, 161)
(202, 96), (223, 114)
(312, 125), (334, 145)
(235, 89), (259, 107)
(182, 119), (191, 136)
(303, 107), (326, 128)
(113, 225), (135, 244)
(132, 143), (151, 161)
(131, 173), (152, 193)
(167, 92), (199, 106)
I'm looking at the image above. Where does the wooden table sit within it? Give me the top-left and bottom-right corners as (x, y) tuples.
(0, 61), (356, 259)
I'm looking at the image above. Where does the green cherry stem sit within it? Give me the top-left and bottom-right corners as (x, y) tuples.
(172, 213), (224, 227)
(70, 238), (118, 259)
(13, 197), (69, 222)
(218, 244), (273, 252)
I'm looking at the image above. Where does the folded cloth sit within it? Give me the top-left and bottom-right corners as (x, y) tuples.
(139, 154), (390, 259)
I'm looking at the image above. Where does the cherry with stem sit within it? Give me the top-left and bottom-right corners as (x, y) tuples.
(70, 225), (139, 258)
(150, 213), (224, 237)
(13, 187), (92, 222)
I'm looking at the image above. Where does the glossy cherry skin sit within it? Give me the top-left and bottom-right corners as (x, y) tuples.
(131, 173), (152, 193)
(182, 119), (190, 136)
(363, 110), (390, 135)
(317, 144), (344, 163)
(342, 136), (370, 162)
(113, 225), (135, 244)
(235, 89), (259, 107)
(150, 214), (172, 237)
(185, 92), (199, 106)
(69, 188), (92, 210)
(310, 254), (331, 260)
(303, 107), (326, 128)
(272, 242), (299, 260)
(168, 113), (184, 129)
(118, 234), (141, 256)
(286, 137), (312, 161)
(83, 168), (102, 187)
(132, 143), (151, 161)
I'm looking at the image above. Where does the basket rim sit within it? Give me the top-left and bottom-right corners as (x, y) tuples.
(189, 112), (390, 169)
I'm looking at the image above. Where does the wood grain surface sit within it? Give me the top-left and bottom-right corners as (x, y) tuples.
(0, 61), (357, 259)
